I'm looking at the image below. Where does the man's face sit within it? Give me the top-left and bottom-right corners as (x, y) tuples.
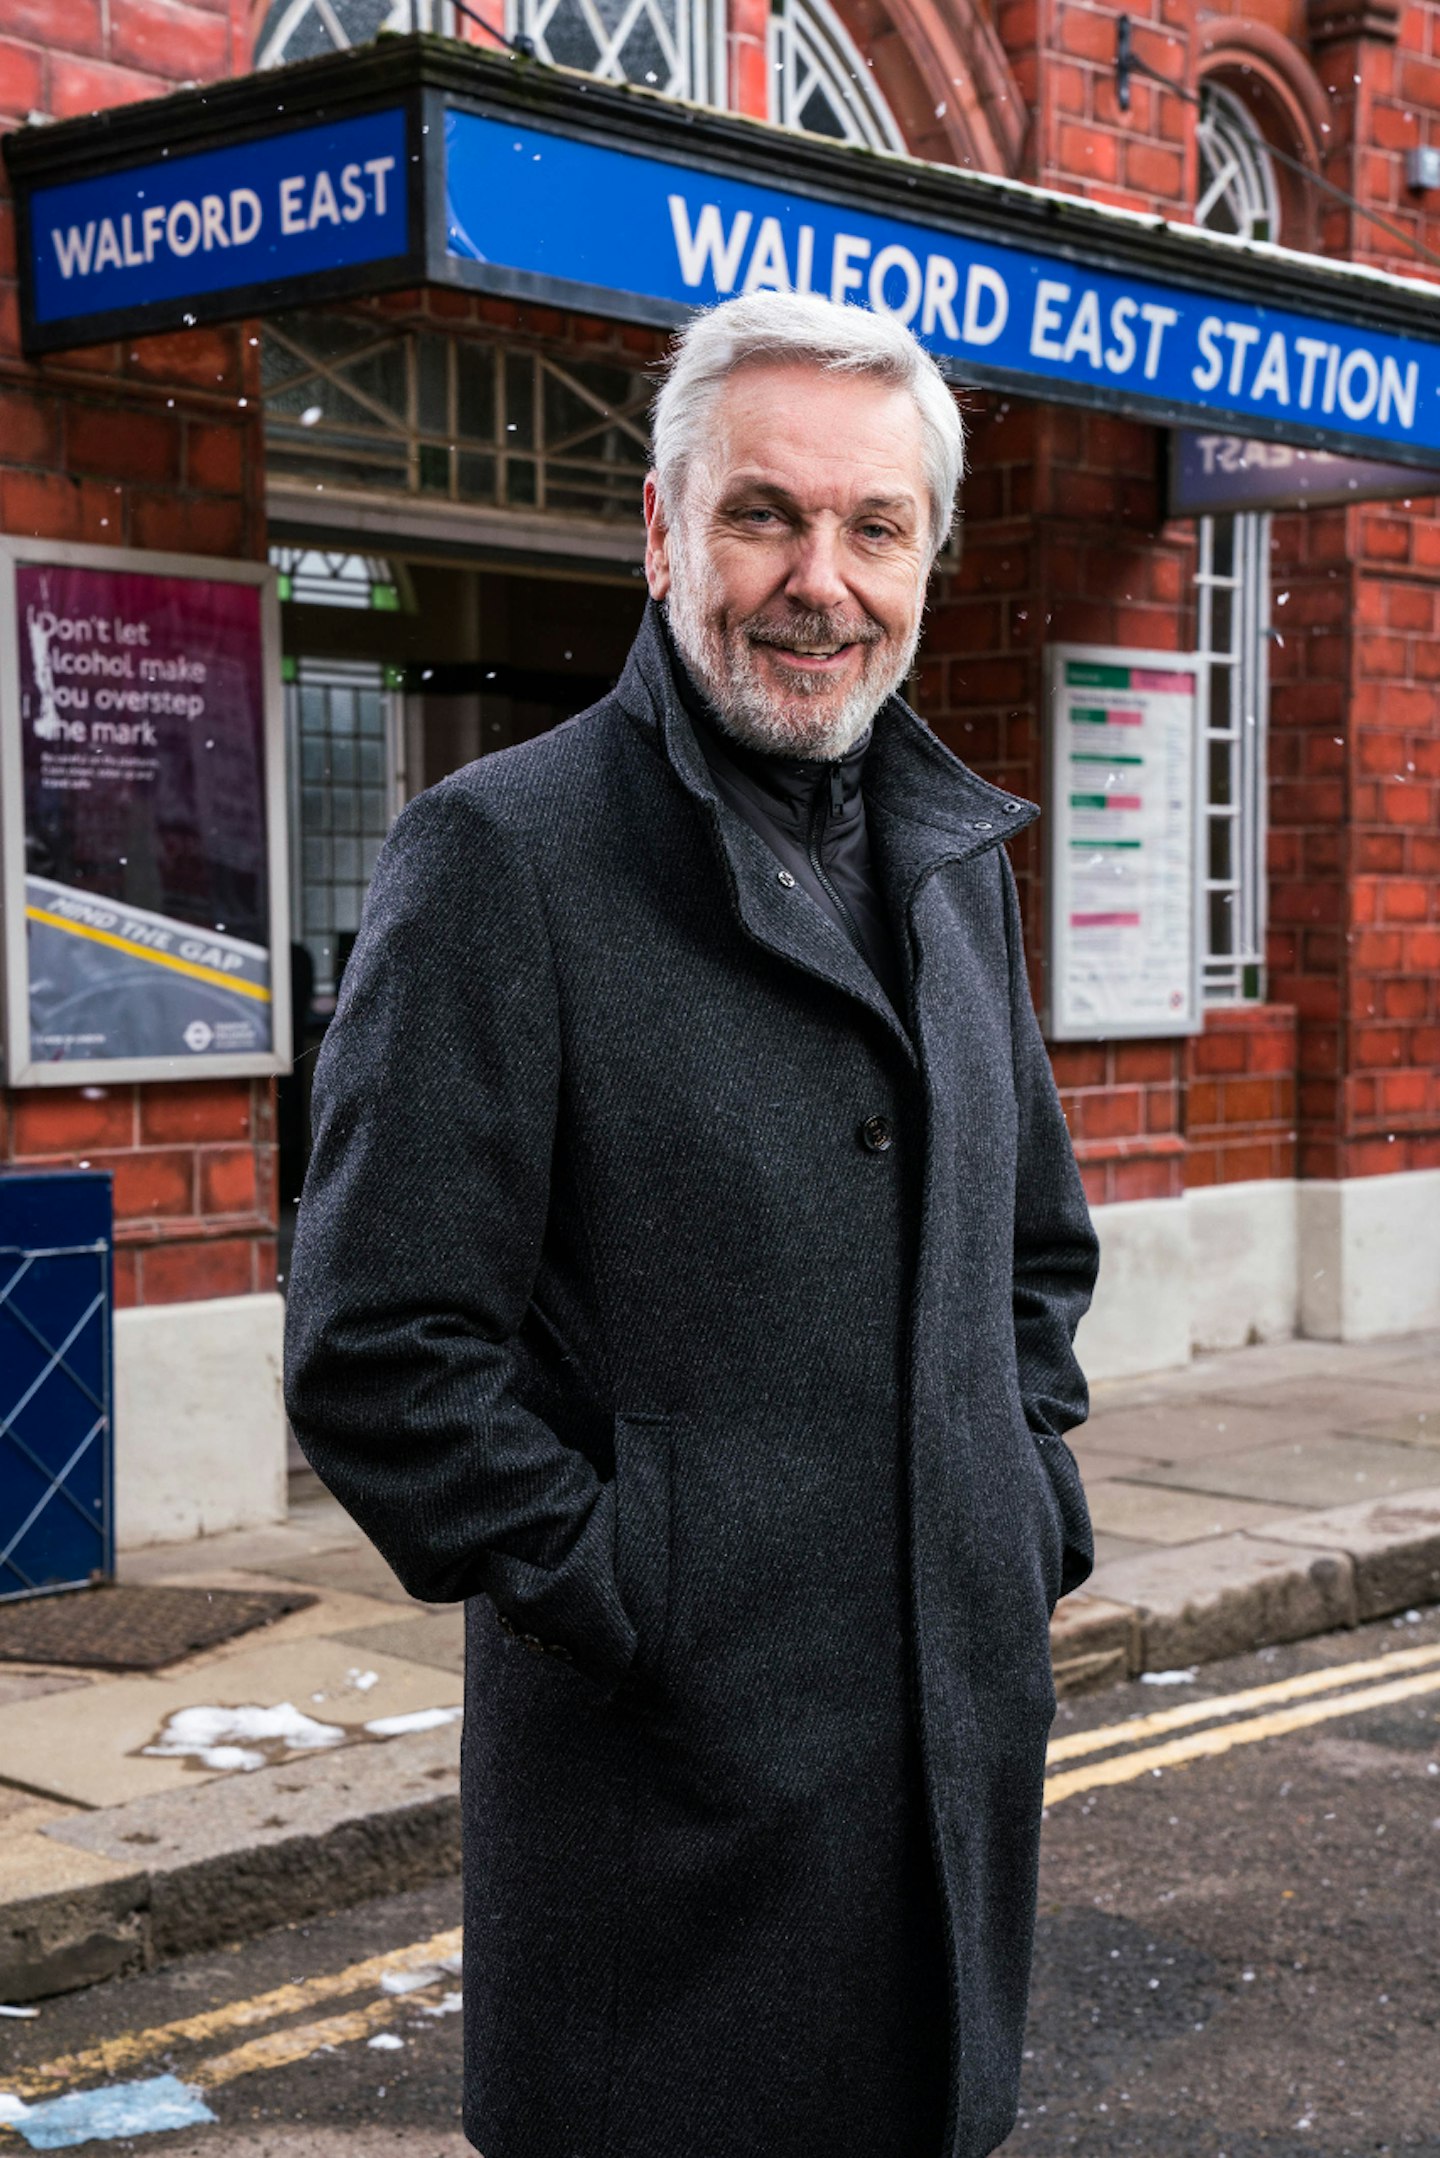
(646, 361), (934, 760)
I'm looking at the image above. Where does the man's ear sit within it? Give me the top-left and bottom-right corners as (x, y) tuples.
(644, 474), (672, 601)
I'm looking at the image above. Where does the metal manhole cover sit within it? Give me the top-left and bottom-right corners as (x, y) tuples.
(0, 1584), (317, 1671)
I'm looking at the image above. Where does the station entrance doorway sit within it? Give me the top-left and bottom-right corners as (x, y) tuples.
(273, 541), (649, 1228)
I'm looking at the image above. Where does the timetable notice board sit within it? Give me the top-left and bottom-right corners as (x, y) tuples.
(1044, 645), (1205, 1041)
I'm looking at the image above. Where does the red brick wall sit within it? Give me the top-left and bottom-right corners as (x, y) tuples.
(0, 0), (274, 1306)
(1035, 0), (1194, 211)
(1, 1082), (277, 1306)
(975, 0), (1440, 1200)
(1183, 1004), (1299, 1188)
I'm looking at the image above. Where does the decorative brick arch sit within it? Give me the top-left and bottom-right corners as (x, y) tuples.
(821, 0), (1024, 173)
(1197, 18), (1329, 250)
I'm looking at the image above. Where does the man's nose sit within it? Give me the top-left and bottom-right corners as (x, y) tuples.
(782, 524), (850, 614)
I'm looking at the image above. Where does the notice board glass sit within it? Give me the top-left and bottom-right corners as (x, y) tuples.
(1044, 643), (1205, 1041)
(0, 539), (290, 1085)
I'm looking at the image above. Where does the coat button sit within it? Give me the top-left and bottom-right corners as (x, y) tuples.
(860, 1115), (894, 1152)
(777, 870), (796, 888)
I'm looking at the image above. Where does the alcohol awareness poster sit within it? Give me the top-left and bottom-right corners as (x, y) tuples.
(1, 542), (289, 1083)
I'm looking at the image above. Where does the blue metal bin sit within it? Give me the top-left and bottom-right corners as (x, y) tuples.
(0, 1170), (114, 1601)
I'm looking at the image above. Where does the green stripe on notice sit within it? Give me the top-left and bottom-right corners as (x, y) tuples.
(1071, 752), (1143, 764)
(1065, 662), (1130, 688)
(1071, 838), (1142, 849)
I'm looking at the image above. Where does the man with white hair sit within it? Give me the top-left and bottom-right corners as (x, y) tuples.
(286, 290), (1099, 2158)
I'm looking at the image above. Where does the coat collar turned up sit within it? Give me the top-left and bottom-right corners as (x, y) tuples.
(614, 601), (1041, 1060)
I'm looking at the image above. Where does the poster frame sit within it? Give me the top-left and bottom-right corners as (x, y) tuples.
(0, 536), (292, 1087)
(1043, 640), (1207, 1043)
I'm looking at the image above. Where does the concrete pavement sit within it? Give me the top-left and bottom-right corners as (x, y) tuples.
(1, 1327), (1438, 2003)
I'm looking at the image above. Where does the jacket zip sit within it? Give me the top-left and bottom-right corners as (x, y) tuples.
(807, 762), (865, 953)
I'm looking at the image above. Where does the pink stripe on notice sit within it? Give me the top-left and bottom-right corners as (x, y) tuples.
(1071, 911), (1142, 928)
(1105, 708), (1143, 724)
(1105, 794), (1143, 810)
(1130, 670), (1194, 693)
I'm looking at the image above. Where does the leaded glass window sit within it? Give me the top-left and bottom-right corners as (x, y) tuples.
(513, 0), (720, 101)
(770, 0), (903, 151)
(263, 314), (653, 519)
(256, 0), (450, 68)
(286, 658), (404, 995)
(1196, 84), (1279, 245)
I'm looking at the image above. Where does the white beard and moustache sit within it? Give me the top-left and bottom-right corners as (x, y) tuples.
(663, 514), (924, 762)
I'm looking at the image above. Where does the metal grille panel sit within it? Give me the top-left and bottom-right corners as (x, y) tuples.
(0, 1174), (113, 1603)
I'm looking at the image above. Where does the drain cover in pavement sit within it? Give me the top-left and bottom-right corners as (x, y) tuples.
(0, 1584), (317, 1671)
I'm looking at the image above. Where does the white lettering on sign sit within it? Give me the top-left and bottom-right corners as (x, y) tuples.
(668, 197), (753, 292)
(829, 233), (870, 304)
(961, 262), (1007, 345)
(658, 195), (1425, 449)
(49, 163), (395, 280)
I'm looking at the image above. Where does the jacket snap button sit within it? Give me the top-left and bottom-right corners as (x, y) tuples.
(860, 1115), (894, 1153)
(777, 870), (796, 888)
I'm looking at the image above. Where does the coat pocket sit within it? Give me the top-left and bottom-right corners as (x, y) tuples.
(612, 1411), (677, 1692)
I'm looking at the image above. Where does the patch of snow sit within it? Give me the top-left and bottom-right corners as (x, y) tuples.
(0, 2006), (39, 2019)
(364, 1706), (462, 1738)
(140, 1702), (348, 1773)
(366, 2033), (404, 2051)
(381, 1965), (445, 1995)
(347, 1669), (380, 1693)
(418, 1991), (464, 2017)
(1140, 1669), (1197, 1687)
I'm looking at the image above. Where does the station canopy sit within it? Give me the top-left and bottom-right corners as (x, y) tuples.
(8, 33), (1440, 469)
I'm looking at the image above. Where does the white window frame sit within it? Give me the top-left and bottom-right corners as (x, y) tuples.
(286, 657), (407, 1001)
(769, 0), (905, 152)
(1195, 511), (1270, 1006)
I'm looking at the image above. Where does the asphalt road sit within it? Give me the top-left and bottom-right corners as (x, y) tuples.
(3, 1605), (1437, 2157)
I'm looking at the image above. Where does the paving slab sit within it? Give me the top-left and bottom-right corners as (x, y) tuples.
(1085, 1533), (1357, 1670)
(1366, 1353), (1440, 1394)
(129, 1569), (422, 1661)
(1199, 1378), (1440, 1427)
(1131, 1433), (1440, 1509)
(1074, 1398), (1303, 1466)
(0, 1670), (90, 1708)
(333, 1611), (465, 1675)
(1259, 1486), (1440, 1621)
(46, 1722), (461, 1966)
(1341, 1406), (1440, 1451)
(1061, 1440), (1169, 1481)
(246, 1542), (440, 1608)
(0, 1639), (463, 1809)
(1083, 1480), (1302, 1547)
(1090, 1532), (1154, 1568)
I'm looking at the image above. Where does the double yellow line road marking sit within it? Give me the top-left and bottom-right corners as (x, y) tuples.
(2, 1928), (462, 2112)
(6, 1640), (1438, 2133)
(1044, 1638), (1440, 1807)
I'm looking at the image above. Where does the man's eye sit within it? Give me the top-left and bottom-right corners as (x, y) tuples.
(858, 523), (895, 542)
(743, 507), (781, 525)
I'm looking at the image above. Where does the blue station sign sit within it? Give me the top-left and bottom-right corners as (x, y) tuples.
(443, 108), (1440, 465)
(9, 36), (1440, 466)
(24, 106), (411, 340)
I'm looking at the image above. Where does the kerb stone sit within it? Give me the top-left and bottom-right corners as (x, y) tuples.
(1087, 1533), (1357, 1671)
(1259, 1485), (1440, 1621)
(1049, 1593), (1139, 1697)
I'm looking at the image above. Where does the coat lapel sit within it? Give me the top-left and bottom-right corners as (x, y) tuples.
(615, 603), (1040, 1061)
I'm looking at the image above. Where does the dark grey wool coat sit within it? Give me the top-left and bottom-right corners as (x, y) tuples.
(284, 600), (1100, 2158)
